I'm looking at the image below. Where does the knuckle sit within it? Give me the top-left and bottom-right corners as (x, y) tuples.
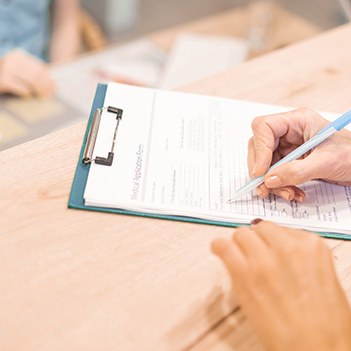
(251, 116), (265, 130)
(218, 242), (233, 258)
(248, 255), (278, 282)
(284, 163), (306, 185)
(295, 107), (324, 125)
(291, 168), (305, 184)
(305, 232), (323, 249)
(253, 256), (276, 274)
(251, 222), (272, 240)
(252, 220), (266, 230)
(212, 238), (230, 257)
(295, 106), (315, 117)
(233, 228), (249, 244)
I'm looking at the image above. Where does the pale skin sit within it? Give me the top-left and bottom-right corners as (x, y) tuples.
(248, 107), (351, 202)
(0, 0), (80, 98)
(212, 109), (351, 350)
(212, 221), (351, 351)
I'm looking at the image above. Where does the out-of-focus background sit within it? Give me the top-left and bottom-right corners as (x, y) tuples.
(1, 0), (350, 151)
(83, 0), (348, 40)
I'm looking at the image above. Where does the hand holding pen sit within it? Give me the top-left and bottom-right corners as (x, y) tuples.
(230, 108), (351, 202)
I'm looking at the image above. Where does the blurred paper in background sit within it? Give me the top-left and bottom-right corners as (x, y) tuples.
(159, 33), (248, 89)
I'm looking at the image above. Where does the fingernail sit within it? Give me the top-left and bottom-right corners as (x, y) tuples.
(295, 193), (305, 203)
(265, 175), (282, 188)
(281, 190), (293, 201)
(256, 187), (262, 197)
(251, 218), (263, 225)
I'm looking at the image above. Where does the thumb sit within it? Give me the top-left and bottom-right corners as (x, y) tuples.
(264, 155), (322, 188)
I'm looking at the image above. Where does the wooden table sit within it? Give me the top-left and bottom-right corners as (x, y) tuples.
(2, 24), (351, 351)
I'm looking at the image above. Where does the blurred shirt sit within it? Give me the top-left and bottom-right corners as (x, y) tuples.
(0, 0), (52, 60)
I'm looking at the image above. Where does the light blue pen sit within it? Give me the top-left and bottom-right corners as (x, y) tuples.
(228, 110), (351, 202)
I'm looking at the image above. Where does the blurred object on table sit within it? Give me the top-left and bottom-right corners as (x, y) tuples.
(82, 0), (139, 36)
(339, 0), (351, 21)
(51, 39), (166, 115)
(0, 96), (81, 151)
(247, 0), (275, 52)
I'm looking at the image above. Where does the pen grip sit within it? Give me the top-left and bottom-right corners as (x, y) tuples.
(269, 127), (336, 171)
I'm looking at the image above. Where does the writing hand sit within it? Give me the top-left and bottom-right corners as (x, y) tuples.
(248, 108), (351, 201)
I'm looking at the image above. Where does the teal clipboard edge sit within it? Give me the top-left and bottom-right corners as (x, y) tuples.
(68, 84), (351, 241)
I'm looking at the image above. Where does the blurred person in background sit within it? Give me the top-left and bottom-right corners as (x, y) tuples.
(0, 0), (81, 98)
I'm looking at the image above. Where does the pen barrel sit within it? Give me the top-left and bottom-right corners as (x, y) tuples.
(230, 126), (337, 202)
(270, 127), (336, 170)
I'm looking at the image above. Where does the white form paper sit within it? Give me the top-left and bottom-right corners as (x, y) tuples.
(84, 84), (351, 235)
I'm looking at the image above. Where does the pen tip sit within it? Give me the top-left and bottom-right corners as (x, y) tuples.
(228, 188), (253, 202)
(227, 194), (241, 203)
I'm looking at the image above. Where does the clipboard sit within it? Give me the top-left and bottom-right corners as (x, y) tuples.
(68, 84), (351, 241)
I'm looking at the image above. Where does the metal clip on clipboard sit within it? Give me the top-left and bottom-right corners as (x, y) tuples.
(82, 106), (123, 166)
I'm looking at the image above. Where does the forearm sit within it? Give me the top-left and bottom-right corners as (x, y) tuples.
(49, 0), (81, 63)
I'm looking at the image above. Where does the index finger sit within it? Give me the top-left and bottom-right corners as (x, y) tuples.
(248, 108), (330, 178)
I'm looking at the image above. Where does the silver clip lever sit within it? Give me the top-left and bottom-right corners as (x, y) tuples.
(82, 106), (123, 166)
